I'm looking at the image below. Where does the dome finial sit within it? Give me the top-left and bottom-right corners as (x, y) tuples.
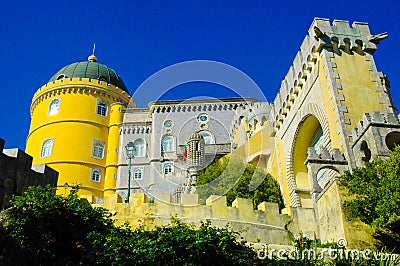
(88, 43), (97, 62)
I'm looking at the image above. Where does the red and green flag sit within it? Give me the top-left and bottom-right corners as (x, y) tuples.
(183, 144), (187, 161)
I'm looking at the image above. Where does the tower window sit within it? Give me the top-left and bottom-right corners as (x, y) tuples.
(161, 135), (175, 152)
(96, 99), (108, 117)
(133, 168), (143, 180)
(92, 140), (105, 159)
(134, 139), (145, 157)
(91, 168), (101, 182)
(163, 163), (173, 175)
(40, 138), (54, 158)
(48, 98), (60, 116)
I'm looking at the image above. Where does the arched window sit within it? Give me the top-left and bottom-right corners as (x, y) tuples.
(161, 135), (175, 152)
(91, 168), (101, 182)
(92, 140), (105, 159)
(48, 98), (60, 116)
(96, 99), (108, 116)
(134, 139), (145, 157)
(198, 131), (214, 144)
(163, 163), (172, 175)
(310, 125), (323, 155)
(134, 168), (143, 180)
(40, 138), (54, 158)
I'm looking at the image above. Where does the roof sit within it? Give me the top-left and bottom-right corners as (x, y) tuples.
(48, 55), (128, 92)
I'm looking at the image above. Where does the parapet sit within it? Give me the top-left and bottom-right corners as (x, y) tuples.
(352, 112), (400, 143)
(93, 192), (292, 244)
(149, 98), (252, 114)
(0, 137), (58, 208)
(231, 101), (271, 139)
(30, 77), (132, 115)
(270, 18), (387, 133)
(306, 147), (346, 163)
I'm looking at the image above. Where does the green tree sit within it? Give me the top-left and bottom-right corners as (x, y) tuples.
(196, 156), (284, 208)
(0, 185), (114, 265)
(340, 146), (400, 230)
(340, 146), (400, 251)
(97, 218), (263, 265)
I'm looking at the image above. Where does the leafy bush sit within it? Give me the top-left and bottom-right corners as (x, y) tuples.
(196, 156), (284, 208)
(0, 186), (263, 265)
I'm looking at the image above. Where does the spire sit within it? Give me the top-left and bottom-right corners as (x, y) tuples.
(88, 43), (98, 62)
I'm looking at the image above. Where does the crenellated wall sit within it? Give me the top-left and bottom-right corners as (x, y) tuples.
(351, 112), (400, 166)
(30, 77), (132, 115)
(0, 138), (58, 209)
(88, 192), (320, 245)
(269, 18), (392, 134)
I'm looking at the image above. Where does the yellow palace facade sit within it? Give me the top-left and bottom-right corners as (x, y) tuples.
(24, 18), (400, 247)
(25, 18), (400, 209)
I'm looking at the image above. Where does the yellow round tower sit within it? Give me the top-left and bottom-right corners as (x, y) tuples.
(26, 54), (133, 200)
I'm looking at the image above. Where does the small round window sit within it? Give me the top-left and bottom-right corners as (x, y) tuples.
(197, 113), (209, 123)
(163, 120), (173, 128)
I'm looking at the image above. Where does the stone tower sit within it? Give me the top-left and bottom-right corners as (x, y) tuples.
(185, 131), (205, 193)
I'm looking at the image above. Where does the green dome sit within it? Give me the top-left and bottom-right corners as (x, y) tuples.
(49, 55), (128, 92)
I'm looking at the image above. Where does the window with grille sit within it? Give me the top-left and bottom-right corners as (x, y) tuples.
(96, 100), (108, 116)
(92, 140), (104, 159)
(91, 169), (101, 182)
(133, 168), (143, 180)
(161, 135), (175, 152)
(48, 98), (60, 116)
(164, 163), (172, 175)
(40, 138), (54, 158)
(134, 139), (145, 157)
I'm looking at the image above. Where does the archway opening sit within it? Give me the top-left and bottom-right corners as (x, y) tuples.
(316, 167), (340, 189)
(385, 131), (400, 151)
(293, 115), (322, 208)
(360, 140), (371, 162)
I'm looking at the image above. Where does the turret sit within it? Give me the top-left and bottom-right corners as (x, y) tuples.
(26, 53), (133, 200)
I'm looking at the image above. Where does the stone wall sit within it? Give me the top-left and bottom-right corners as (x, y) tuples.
(90, 192), (294, 244)
(0, 138), (58, 209)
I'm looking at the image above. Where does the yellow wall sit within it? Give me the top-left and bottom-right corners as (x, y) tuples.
(332, 52), (383, 130)
(105, 103), (125, 195)
(26, 78), (130, 198)
(274, 137), (291, 207)
(318, 55), (343, 151)
(91, 193), (293, 245)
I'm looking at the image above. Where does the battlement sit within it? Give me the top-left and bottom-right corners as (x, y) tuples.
(148, 98), (251, 114)
(231, 101), (270, 137)
(310, 18), (385, 53)
(121, 124), (152, 135)
(89, 192), (294, 244)
(352, 112), (400, 142)
(306, 147), (346, 163)
(0, 138), (58, 209)
(30, 77), (132, 115)
(271, 18), (386, 133)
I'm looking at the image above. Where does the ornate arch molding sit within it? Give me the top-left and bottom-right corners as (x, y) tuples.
(285, 102), (331, 207)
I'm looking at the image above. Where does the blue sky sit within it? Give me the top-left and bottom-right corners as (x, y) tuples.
(0, 0), (399, 149)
